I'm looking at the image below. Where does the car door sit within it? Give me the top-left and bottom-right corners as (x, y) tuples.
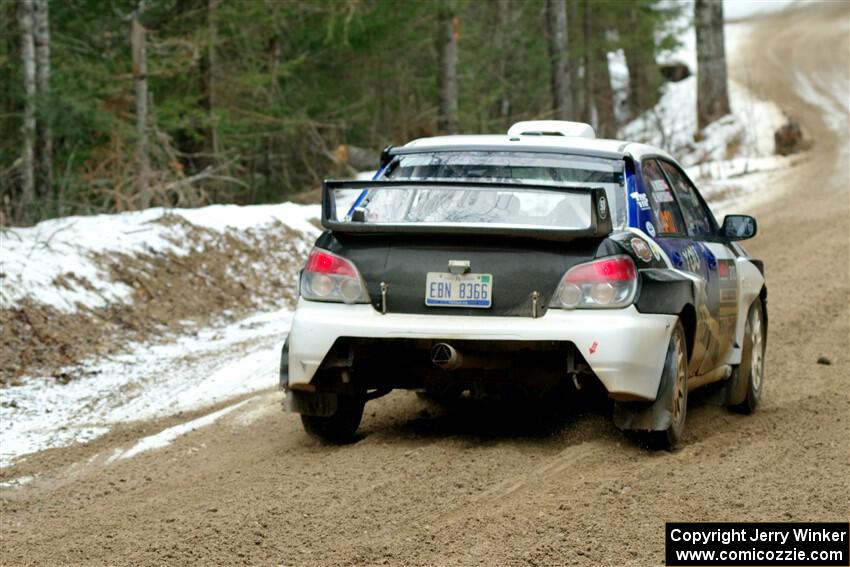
(640, 158), (713, 375)
(658, 159), (739, 374)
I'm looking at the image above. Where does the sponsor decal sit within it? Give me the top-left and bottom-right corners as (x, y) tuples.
(718, 259), (737, 280)
(653, 190), (675, 203)
(717, 259), (738, 332)
(645, 221), (656, 237)
(650, 179), (670, 192)
(598, 195), (608, 220)
(630, 191), (651, 210)
(589, 341), (598, 355)
(650, 179), (675, 203)
(630, 237), (653, 263)
(681, 245), (702, 273)
(649, 241), (662, 260)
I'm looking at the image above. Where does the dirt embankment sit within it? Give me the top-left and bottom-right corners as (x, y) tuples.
(0, 3), (848, 566)
(1, 215), (311, 385)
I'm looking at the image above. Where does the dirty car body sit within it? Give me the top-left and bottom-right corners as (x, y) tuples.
(280, 121), (768, 447)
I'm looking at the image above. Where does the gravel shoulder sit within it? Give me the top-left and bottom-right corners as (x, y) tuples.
(2, 4), (848, 566)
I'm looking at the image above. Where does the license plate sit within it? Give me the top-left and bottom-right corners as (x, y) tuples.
(425, 272), (492, 308)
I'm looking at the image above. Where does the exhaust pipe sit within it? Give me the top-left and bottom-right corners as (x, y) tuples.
(431, 343), (463, 371)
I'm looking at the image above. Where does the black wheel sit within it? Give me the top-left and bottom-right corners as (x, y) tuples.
(643, 321), (688, 450)
(300, 394), (365, 444)
(728, 297), (765, 414)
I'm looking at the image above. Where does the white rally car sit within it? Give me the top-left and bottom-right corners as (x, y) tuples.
(280, 121), (767, 448)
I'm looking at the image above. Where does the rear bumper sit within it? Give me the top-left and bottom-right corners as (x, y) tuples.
(286, 299), (676, 401)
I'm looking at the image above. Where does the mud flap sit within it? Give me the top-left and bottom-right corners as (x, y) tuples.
(724, 359), (751, 406)
(279, 337), (290, 389)
(724, 301), (757, 406)
(613, 333), (677, 432)
(283, 389), (338, 417)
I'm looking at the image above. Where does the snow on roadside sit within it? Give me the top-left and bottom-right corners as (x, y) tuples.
(620, 25), (788, 166)
(619, 21), (795, 215)
(0, 193), (329, 466)
(1, 202), (320, 313)
(1, 308), (292, 467)
(116, 398), (252, 461)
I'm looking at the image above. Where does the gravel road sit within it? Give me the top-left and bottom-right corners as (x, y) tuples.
(2, 3), (848, 565)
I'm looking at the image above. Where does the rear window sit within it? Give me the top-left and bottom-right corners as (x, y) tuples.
(382, 151), (627, 228)
(331, 184), (593, 230)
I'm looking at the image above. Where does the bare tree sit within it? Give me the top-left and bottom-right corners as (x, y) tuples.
(546, 0), (572, 120)
(567, 0), (582, 114)
(131, 17), (151, 209)
(19, 0), (36, 217)
(33, 0), (52, 201)
(581, 0), (591, 124)
(591, 42), (616, 137)
(437, 0), (459, 134)
(695, 0), (731, 128)
(586, 0), (615, 137)
(494, 0), (513, 128)
(203, 0), (220, 159)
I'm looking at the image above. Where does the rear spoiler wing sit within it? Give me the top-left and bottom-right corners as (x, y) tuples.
(321, 179), (613, 241)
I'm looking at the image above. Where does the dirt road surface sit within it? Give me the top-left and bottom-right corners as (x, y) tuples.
(2, 3), (848, 565)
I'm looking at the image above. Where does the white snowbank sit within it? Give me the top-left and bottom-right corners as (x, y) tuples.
(0, 307), (292, 467)
(0, 474), (34, 489)
(117, 398), (251, 460)
(618, 73), (787, 167)
(0, 202), (320, 313)
(723, 0), (796, 21)
(617, 20), (794, 215)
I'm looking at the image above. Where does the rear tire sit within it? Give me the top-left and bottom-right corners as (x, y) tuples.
(728, 297), (765, 414)
(300, 394), (365, 444)
(642, 321), (688, 450)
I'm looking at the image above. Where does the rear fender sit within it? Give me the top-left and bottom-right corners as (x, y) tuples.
(635, 269), (695, 315)
(635, 268), (710, 376)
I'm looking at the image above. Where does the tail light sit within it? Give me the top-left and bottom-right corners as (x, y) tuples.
(301, 248), (370, 304)
(550, 255), (637, 309)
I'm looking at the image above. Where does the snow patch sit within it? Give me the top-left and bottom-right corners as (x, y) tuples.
(0, 475), (34, 489)
(723, 0), (796, 21)
(616, 19), (795, 214)
(1, 202), (320, 313)
(0, 308), (291, 467)
(619, 75), (787, 167)
(118, 399), (251, 460)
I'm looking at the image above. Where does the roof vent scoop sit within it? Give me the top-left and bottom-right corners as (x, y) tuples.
(507, 120), (596, 139)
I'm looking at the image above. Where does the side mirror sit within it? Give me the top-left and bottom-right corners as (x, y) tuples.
(720, 214), (757, 241)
